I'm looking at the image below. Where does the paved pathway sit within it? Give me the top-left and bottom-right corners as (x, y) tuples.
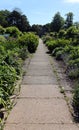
(4, 39), (79, 130)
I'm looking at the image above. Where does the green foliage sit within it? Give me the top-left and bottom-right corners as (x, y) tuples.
(0, 88), (10, 110)
(0, 36), (6, 42)
(68, 58), (79, 68)
(65, 12), (74, 28)
(0, 63), (17, 95)
(3, 39), (19, 50)
(46, 39), (70, 52)
(52, 47), (63, 56)
(19, 33), (39, 53)
(63, 45), (74, 53)
(57, 39), (70, 46)
(6, 26), (21, 38)
(69, 48), (79, 60)
(58, 29), (66, 38)
(4, 51), (22, 75)
(0, 40), (23, 97)
(66, 57), (79, 79)
(46, 40), (57, 52)
(72, 39), (79, 46)
(42, 35), (52, 44)
(55, 50), (63, 60)
(73, 85), (79, 120)
(68, 69), (79, 79)
(0, 26), (5, 34)
(42, 23), (51, 35)
(0, 9), (31, 32)
(8, 9), (30, 32)
(18, 34), (28, 47)
(0, 10), (10, 27)
(0, 31), (35, 124)
(18, 33), (38, 53)
(66, 26), (79, 39)
(26, 33), (39, 53)
(31, 24), (43, 37)
(19, 48), (28, 60)
(51, 12), (65, 32)
(0, 30), (39, 122)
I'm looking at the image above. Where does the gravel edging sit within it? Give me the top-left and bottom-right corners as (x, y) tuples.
(49, 55), (76, 122)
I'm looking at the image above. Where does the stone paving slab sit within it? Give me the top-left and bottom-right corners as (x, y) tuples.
(29, 62), (50, 66)
(22, 76), (57, 85)
(29, 61), (50, 68)
(20, 85), (63, 98)
(30, 56), (49, 62)
(30, 58), (49, 62)
(27, 66), (52, 70)
(6, 99), (72, 124)
(4, 124), (79, 130)
(26, 68), (53, 76)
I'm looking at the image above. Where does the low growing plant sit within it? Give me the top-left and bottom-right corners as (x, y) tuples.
(73, 85), (79, 121)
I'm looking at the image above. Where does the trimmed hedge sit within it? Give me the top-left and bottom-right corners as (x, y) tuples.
(18, 32), (39, 53)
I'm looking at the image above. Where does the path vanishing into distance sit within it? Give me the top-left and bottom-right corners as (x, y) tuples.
(4, 39), (79, 130)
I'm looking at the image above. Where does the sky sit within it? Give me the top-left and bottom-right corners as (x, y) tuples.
(0, 0), (79, 25)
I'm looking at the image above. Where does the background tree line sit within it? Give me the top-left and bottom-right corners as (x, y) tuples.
(0, 8), (79, 37)
(31, 11), (78, 37)
(0, 8), (30, 32)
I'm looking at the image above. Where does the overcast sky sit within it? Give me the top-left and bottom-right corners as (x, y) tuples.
(0, 0), (79, 25)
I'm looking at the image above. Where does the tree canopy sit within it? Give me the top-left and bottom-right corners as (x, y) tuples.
(8, 9), (30, 32)
(65, 12), (74, 28)
(0, 9), (30, 32)
(0, 10), (10, 27)
(0, 9), (78, 36)
(51, 12), (65, 32)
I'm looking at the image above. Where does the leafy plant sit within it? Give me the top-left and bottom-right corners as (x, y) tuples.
(66, 26), (79, 39)
(18, 32), (39, 53)
(58, 29), (66, 38)
(0, 36), (6, 42)
(6, 26), (21, 38)
(69, 49), (79, 60)
(0, 25), (5, 34)
(55, 50), (63, 60)
(73, 85), (79, 120)
(52, 47), (63, 56)
(68, 69), (79, 79)
(46, 40), (57, 52)
(42, 35), (52, 43)
(46, 39), (70, 53)
(25, 33), (39, 53)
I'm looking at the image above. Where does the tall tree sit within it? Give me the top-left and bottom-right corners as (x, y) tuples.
(0, 10), (10, 27)
(51, 12), (64, 32)
(74, 22), (79, 29)
(21, 15), (30, 32)
(65, 12), (74, 28)
(8, 10), (21, 26)
(8, 9), (30, 32)
(42, 23), (51, 34)
(31, 24), (43, 36)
